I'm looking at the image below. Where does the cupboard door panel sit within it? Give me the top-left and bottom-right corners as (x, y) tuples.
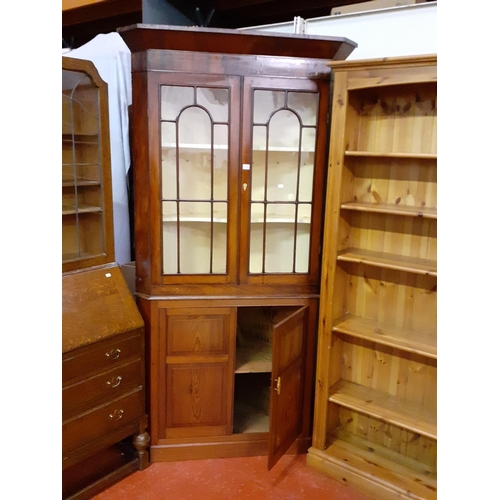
(167, 308), (230, 357)
(268, 306), (307, 469)
(166, 364), (230, 438)
(163, 307), (236, 439)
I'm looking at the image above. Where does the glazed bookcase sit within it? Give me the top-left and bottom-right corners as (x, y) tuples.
(62, 56), (114, 273)
(118, 24), (357, 469)
(307, 55), (437, 500)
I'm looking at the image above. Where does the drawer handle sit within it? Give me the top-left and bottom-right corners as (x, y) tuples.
(106, 348), (121, 360)
(106, 376), (122, 388)
(109, 409), (124, 421)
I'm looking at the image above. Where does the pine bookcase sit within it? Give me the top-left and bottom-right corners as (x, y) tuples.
(307, 54), (437, 500)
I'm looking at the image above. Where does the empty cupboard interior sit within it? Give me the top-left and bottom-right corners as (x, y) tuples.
(307, 55), (437, 500)
(234, 306), (303, 435)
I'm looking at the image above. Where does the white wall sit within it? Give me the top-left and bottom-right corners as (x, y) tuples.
(240, 3), (437, 60)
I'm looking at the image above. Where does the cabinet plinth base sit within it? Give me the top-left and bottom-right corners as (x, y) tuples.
(151, 436), (311, 463)
(306, 446), (436, 500)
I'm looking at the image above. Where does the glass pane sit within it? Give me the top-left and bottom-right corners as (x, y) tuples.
(162, 201), (178, 274)
(249, 203), (264, 274)
(161, 86), (194, 120)
(161, 122), (177, 199)
(251, 151), (265, 201)
(197, 87), (229, 122)
(269, 109), (300, 150)
(265, 223), (294, 273)
(212, 202), (228, 273)
(288, 92), (318, 126)
(298, 151), (314, 202)
(178, 106), (211, 147)
(179, 202), (210, 274)
(267, 202), (295, 222)
(213, 143), (228, 200)
(181, 148), (212, 200)
(214, 123), (229, 149)
(252, 124), (267, 153)
(296, 204), (311, 273)
(254, 90), (285, 123)
(302, 127), (317, 153)
(266, 153), (298, 202)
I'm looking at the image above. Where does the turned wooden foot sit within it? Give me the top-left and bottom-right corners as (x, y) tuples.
(134, 416), (150, 470)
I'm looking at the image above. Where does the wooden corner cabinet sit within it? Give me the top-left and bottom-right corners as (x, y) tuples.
(118, 24), (357, 468)
(62, 56), (114, 273)
(306, 55), (437, 499)
(62, 263), (150, 499)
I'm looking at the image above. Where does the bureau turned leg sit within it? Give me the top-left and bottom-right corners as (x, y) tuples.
(133, 415), (150, 470)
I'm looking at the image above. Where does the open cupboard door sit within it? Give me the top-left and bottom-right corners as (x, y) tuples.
(267, 306), (307, 470)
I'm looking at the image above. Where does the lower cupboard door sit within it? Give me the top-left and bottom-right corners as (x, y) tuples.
(268, 306), (307, 470)
(164, 307), (236, 439)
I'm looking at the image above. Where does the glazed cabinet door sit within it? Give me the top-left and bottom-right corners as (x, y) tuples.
(146, 73), (241, 286)
(162, 307), (237, 439)
(267, 306), (307, 469)
(62, 57), (114, 273)
(239, 77), (330, 286)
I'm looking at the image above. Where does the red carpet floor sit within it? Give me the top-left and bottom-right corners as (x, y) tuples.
(93, 453), (372, 500)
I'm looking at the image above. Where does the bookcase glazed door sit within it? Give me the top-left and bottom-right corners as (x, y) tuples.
(62, 57), (114, 273)
(149, 72), (241, 286)
(239, 77), (330, 287)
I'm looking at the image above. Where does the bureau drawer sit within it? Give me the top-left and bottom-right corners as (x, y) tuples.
(62, 389), (144, 458)
(62, 359), (143, 420)
(63, 331), (142, 384)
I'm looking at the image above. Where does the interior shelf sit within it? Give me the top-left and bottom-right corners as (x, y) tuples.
(162, 215), (228, 223)
(62, 134), (99, 143)
(315, 438), (437, 499)
(328, 380), (437, 439)
(62, 179), (101, 188)
(337, 248), (437, 276)
(62, 203), (102, 215)
(162, 215), (311, 224)
(340, 202), (437, 219)
(235, 341), (272, 373)
(344, 151), (437, 160)
(162, 143), (314, 153)
(63, 251), (100, 262)
(332, 314), (436, 359)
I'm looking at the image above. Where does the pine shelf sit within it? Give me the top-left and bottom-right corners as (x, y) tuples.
(332, 314), (437, 359)
(62, 203), (102, 215)
(62, 179), (101, 188)
(328, 380), (437, 439)
(235, 341), (272, 373)
(337, 248), (437, 276)
(340, 202), (437, 219)
(344, 151), (437, 160)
